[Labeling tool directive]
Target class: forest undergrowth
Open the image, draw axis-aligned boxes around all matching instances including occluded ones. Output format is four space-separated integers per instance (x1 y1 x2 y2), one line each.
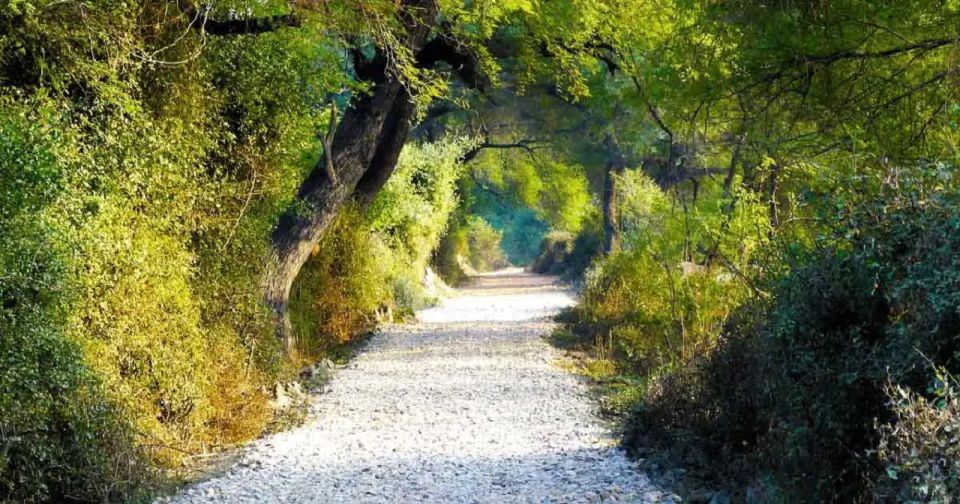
3 0 959 502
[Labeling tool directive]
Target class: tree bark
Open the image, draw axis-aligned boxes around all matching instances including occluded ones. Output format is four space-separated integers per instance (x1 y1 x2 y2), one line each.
264 77 412 351
353 91 418 206
264 0 438 351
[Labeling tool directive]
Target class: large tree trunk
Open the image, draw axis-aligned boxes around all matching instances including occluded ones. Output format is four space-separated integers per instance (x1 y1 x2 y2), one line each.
181 0 477 350
353 92 419 206
602 134 626 255
263 79 414 351
264 1 437 352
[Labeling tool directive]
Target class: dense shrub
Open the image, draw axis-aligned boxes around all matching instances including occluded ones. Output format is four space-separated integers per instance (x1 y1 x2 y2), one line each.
624 180 960 501
0 100 146 501
0 221 144 502
561 173 767 374
874 369 960 502
0 8 343 499
463 216 509 272
530 216 603 280
290 207 391 357
431 212 510 283
432 217 472 286
530 231 576 275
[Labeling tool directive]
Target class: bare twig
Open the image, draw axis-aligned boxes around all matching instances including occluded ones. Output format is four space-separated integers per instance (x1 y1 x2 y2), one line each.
321 102 339 185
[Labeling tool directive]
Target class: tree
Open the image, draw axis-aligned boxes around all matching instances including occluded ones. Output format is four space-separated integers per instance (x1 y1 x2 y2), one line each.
187 0 960 349
185 0 486 348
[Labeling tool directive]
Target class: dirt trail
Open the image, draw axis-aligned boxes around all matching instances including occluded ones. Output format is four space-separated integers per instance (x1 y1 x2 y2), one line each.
161 269 671 503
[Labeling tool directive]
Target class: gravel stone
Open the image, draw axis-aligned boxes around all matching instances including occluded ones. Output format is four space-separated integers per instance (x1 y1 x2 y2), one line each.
159 269 673 503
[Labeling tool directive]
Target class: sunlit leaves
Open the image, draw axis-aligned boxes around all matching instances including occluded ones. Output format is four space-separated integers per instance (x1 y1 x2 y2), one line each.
368 137 476 258
469 147 590 232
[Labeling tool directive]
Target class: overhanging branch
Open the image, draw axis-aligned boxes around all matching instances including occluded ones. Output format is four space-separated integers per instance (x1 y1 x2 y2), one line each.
461 138 543 163
179 1 301 35
798 37 956 66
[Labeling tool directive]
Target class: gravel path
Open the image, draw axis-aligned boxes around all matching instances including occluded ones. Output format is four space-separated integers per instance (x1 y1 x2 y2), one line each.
162 269 673 503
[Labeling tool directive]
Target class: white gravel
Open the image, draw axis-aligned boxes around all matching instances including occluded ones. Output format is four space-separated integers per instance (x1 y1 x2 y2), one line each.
161 269 674 503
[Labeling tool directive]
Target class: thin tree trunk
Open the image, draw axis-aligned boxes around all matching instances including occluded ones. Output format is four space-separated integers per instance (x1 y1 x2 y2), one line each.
767 161 781 230
602 134 626 254
722 134 743 197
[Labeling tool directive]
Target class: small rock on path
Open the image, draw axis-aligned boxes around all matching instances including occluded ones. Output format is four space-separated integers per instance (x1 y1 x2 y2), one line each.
160 269 674 503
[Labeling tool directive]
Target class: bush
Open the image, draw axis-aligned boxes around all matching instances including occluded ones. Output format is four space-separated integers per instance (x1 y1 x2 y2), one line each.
0 222 146 502
624 182 960 501
290 207 391 357
874 369 960 502
432 217 472 286
463 216 509 272
368 139 474 305
561 174 765 374
530 216 602 280
530 231 576 275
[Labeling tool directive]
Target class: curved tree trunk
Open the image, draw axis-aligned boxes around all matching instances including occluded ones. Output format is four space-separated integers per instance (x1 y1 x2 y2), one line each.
180 0 480 351
263 78 414 351
264 1 437 352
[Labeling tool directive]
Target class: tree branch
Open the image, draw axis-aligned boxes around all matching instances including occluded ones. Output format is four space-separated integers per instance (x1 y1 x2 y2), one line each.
461 138 542 163
645 99 673 142
798 37 956 66
179 1 301 36
320 102 338 185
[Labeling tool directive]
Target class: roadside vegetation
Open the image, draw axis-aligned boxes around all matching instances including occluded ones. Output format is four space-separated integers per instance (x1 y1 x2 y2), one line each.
2 0 958 502
556 169 960 500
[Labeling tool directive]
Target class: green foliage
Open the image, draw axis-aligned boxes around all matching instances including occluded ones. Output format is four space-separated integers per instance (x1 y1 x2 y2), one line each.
462 216 509 272
875 368 960 502
530 231 577 276
368 139 474 306
0 227 128 502
623 171 960 501
368 139 472 260
0 99 62 219
563 173 767 374
468 149 591 234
